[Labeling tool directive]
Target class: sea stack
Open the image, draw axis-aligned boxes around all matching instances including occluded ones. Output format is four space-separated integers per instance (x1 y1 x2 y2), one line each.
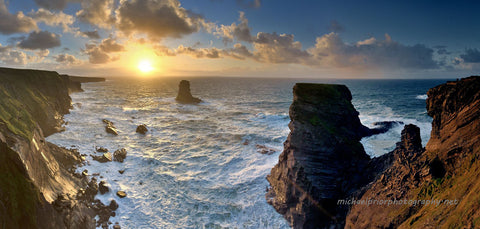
175 80 202 104
266 83 372 228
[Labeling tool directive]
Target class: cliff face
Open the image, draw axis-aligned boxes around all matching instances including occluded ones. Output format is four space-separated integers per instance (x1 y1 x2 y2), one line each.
270 77 480 228
266 84 373 228
345 76 480 228
0 68 94 228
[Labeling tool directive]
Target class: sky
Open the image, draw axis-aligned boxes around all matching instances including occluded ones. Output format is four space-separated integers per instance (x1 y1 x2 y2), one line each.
1 0 480 78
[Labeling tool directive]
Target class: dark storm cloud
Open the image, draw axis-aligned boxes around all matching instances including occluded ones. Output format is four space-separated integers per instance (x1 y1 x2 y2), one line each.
460 48 480 63
17 30 61 50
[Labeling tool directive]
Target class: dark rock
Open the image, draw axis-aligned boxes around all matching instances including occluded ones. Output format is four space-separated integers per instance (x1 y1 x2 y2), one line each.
113 148 127 162
92 152 112 163
113 223 121 229
82 169 88 177
175 80 202 104
109 200 119 211
96 147 109 152
85 178 98 201
116 191 127 198
136 124 148 134
266 83 372 228
242 140 249 145
103 119 118 135
255 144 276 155
99 181 109 194
118 170 125 174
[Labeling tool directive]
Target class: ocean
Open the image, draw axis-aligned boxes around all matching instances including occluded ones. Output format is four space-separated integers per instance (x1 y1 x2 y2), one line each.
46 77 450 228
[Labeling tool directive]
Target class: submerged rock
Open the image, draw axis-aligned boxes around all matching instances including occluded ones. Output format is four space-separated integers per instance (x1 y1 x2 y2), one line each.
136 124 148 134
255 144 276 155
96 147 109 152
175 80 202 104
113 148 127 162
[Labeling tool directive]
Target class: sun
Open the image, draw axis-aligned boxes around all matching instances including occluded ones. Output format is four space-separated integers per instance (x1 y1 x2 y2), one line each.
138 59 154 73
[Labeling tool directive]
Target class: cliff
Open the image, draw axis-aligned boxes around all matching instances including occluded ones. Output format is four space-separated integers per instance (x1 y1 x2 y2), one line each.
345 76 480 228
0 67 101 228
269 76 480 228
266 84 374 228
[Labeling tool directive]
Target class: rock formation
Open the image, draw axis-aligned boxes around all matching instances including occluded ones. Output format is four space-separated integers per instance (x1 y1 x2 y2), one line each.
268 76 480 228
175 80 202 104
266 83 373 228
113 148 127 162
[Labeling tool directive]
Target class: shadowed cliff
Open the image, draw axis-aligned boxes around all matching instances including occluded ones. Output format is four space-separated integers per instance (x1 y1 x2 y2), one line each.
0 67 103 228
266 83 374 228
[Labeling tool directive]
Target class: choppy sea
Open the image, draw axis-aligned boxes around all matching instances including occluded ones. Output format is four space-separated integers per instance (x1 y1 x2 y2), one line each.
47 77 450 228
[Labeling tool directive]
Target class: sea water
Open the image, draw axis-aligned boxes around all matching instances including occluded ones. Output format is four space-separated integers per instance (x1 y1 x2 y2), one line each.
46 77 449 228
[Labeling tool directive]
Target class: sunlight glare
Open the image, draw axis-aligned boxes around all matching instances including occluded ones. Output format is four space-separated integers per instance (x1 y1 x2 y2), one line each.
138 59 154 73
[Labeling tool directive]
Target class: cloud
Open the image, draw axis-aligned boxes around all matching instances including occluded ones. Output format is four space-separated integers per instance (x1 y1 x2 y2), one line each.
308 33 438 69
236 0 261 9
460 48 480 63
215 11 253 44
29 8 76 32
224 43 253 60
0 44 27 65
99 37 125 52
76 0 115 28
83 37 125 64
81 30 101 39
0 0 37 34
433 45 451 55
55 53 82 65
327 20 345 33
18 30 61 50
252 32 310 63
176 45 221 58
116 0 209 39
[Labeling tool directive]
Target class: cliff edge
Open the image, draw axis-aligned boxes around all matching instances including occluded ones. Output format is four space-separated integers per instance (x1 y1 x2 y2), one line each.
0 67 99 228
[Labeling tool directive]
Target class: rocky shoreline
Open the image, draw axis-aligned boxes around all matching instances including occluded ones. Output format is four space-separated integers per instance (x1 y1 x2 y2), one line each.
267 76 480 228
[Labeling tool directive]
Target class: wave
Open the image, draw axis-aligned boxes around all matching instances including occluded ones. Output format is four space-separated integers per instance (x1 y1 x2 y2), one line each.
416 94 428 100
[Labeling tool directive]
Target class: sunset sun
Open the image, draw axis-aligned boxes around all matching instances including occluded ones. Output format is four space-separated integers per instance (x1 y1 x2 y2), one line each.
138 60 154 73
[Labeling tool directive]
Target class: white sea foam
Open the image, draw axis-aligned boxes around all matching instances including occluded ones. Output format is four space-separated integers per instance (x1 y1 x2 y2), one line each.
416 94 428 100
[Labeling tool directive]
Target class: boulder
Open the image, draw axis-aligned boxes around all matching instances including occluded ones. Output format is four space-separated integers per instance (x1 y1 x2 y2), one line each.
113 148 127 162
175 80 202 104
136 124 148 134
109 200 119 211
98 181 109 194
116 191 127 198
